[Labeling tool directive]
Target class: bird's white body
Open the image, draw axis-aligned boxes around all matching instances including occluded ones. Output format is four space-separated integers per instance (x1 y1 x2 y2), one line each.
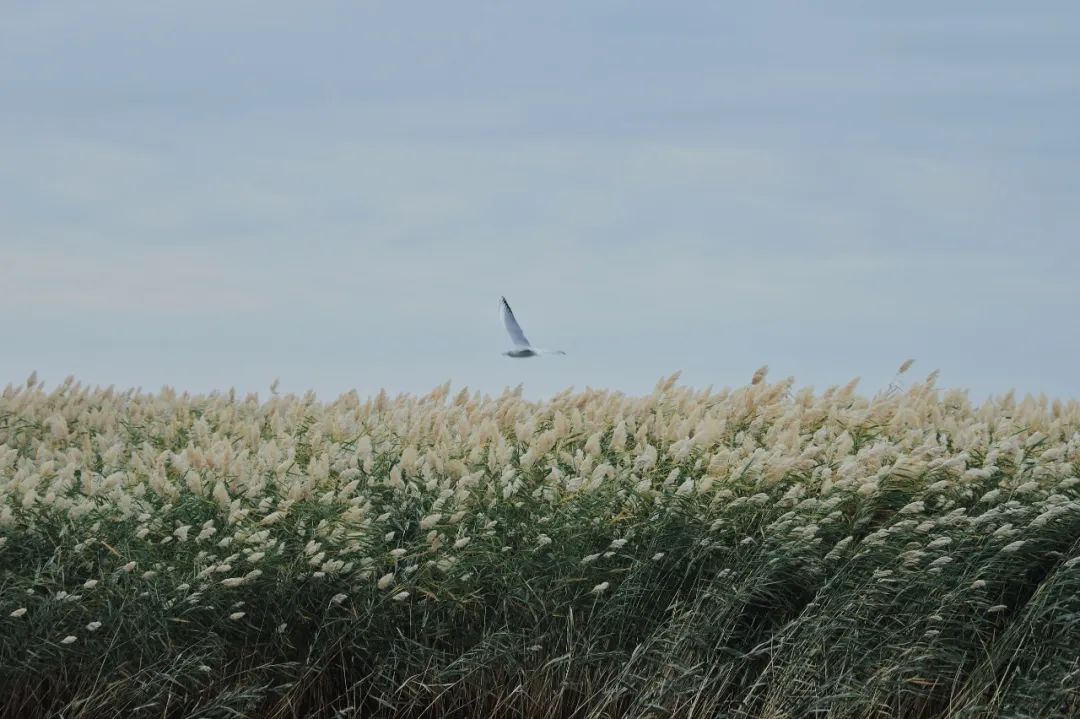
500 297 565 358
503 348 564 358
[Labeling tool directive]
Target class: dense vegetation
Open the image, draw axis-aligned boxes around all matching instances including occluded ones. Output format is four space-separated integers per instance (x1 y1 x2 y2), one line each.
1 367 1078 718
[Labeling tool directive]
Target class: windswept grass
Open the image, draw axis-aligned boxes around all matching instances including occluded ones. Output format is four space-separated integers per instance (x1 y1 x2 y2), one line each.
1 367 1078 718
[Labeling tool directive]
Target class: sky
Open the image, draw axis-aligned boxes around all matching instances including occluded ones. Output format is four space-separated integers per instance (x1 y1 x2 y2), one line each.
1 2 1078 402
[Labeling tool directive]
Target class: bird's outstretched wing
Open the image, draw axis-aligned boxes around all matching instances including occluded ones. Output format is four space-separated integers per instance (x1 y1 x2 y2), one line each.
500 297 531 348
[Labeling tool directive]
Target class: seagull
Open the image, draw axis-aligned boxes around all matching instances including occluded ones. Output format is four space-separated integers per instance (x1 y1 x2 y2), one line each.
500 296 566 358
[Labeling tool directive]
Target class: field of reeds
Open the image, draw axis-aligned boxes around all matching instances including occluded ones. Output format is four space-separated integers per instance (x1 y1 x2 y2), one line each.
1 366 1079 719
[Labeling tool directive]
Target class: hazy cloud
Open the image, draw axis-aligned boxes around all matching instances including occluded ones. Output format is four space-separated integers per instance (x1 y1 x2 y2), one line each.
1 2 1077 399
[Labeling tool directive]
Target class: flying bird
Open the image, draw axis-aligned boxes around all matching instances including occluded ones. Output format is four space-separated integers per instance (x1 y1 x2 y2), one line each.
500 297 566 358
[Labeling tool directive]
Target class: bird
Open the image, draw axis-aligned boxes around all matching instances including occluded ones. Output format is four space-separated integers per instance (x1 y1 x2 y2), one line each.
500 296 566 358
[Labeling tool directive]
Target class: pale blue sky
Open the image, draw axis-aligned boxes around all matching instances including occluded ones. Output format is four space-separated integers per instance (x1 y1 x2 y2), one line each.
2 2 1077 400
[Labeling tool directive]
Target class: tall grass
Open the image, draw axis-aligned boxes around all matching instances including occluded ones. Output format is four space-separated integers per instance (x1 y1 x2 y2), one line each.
1 367 1078 718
